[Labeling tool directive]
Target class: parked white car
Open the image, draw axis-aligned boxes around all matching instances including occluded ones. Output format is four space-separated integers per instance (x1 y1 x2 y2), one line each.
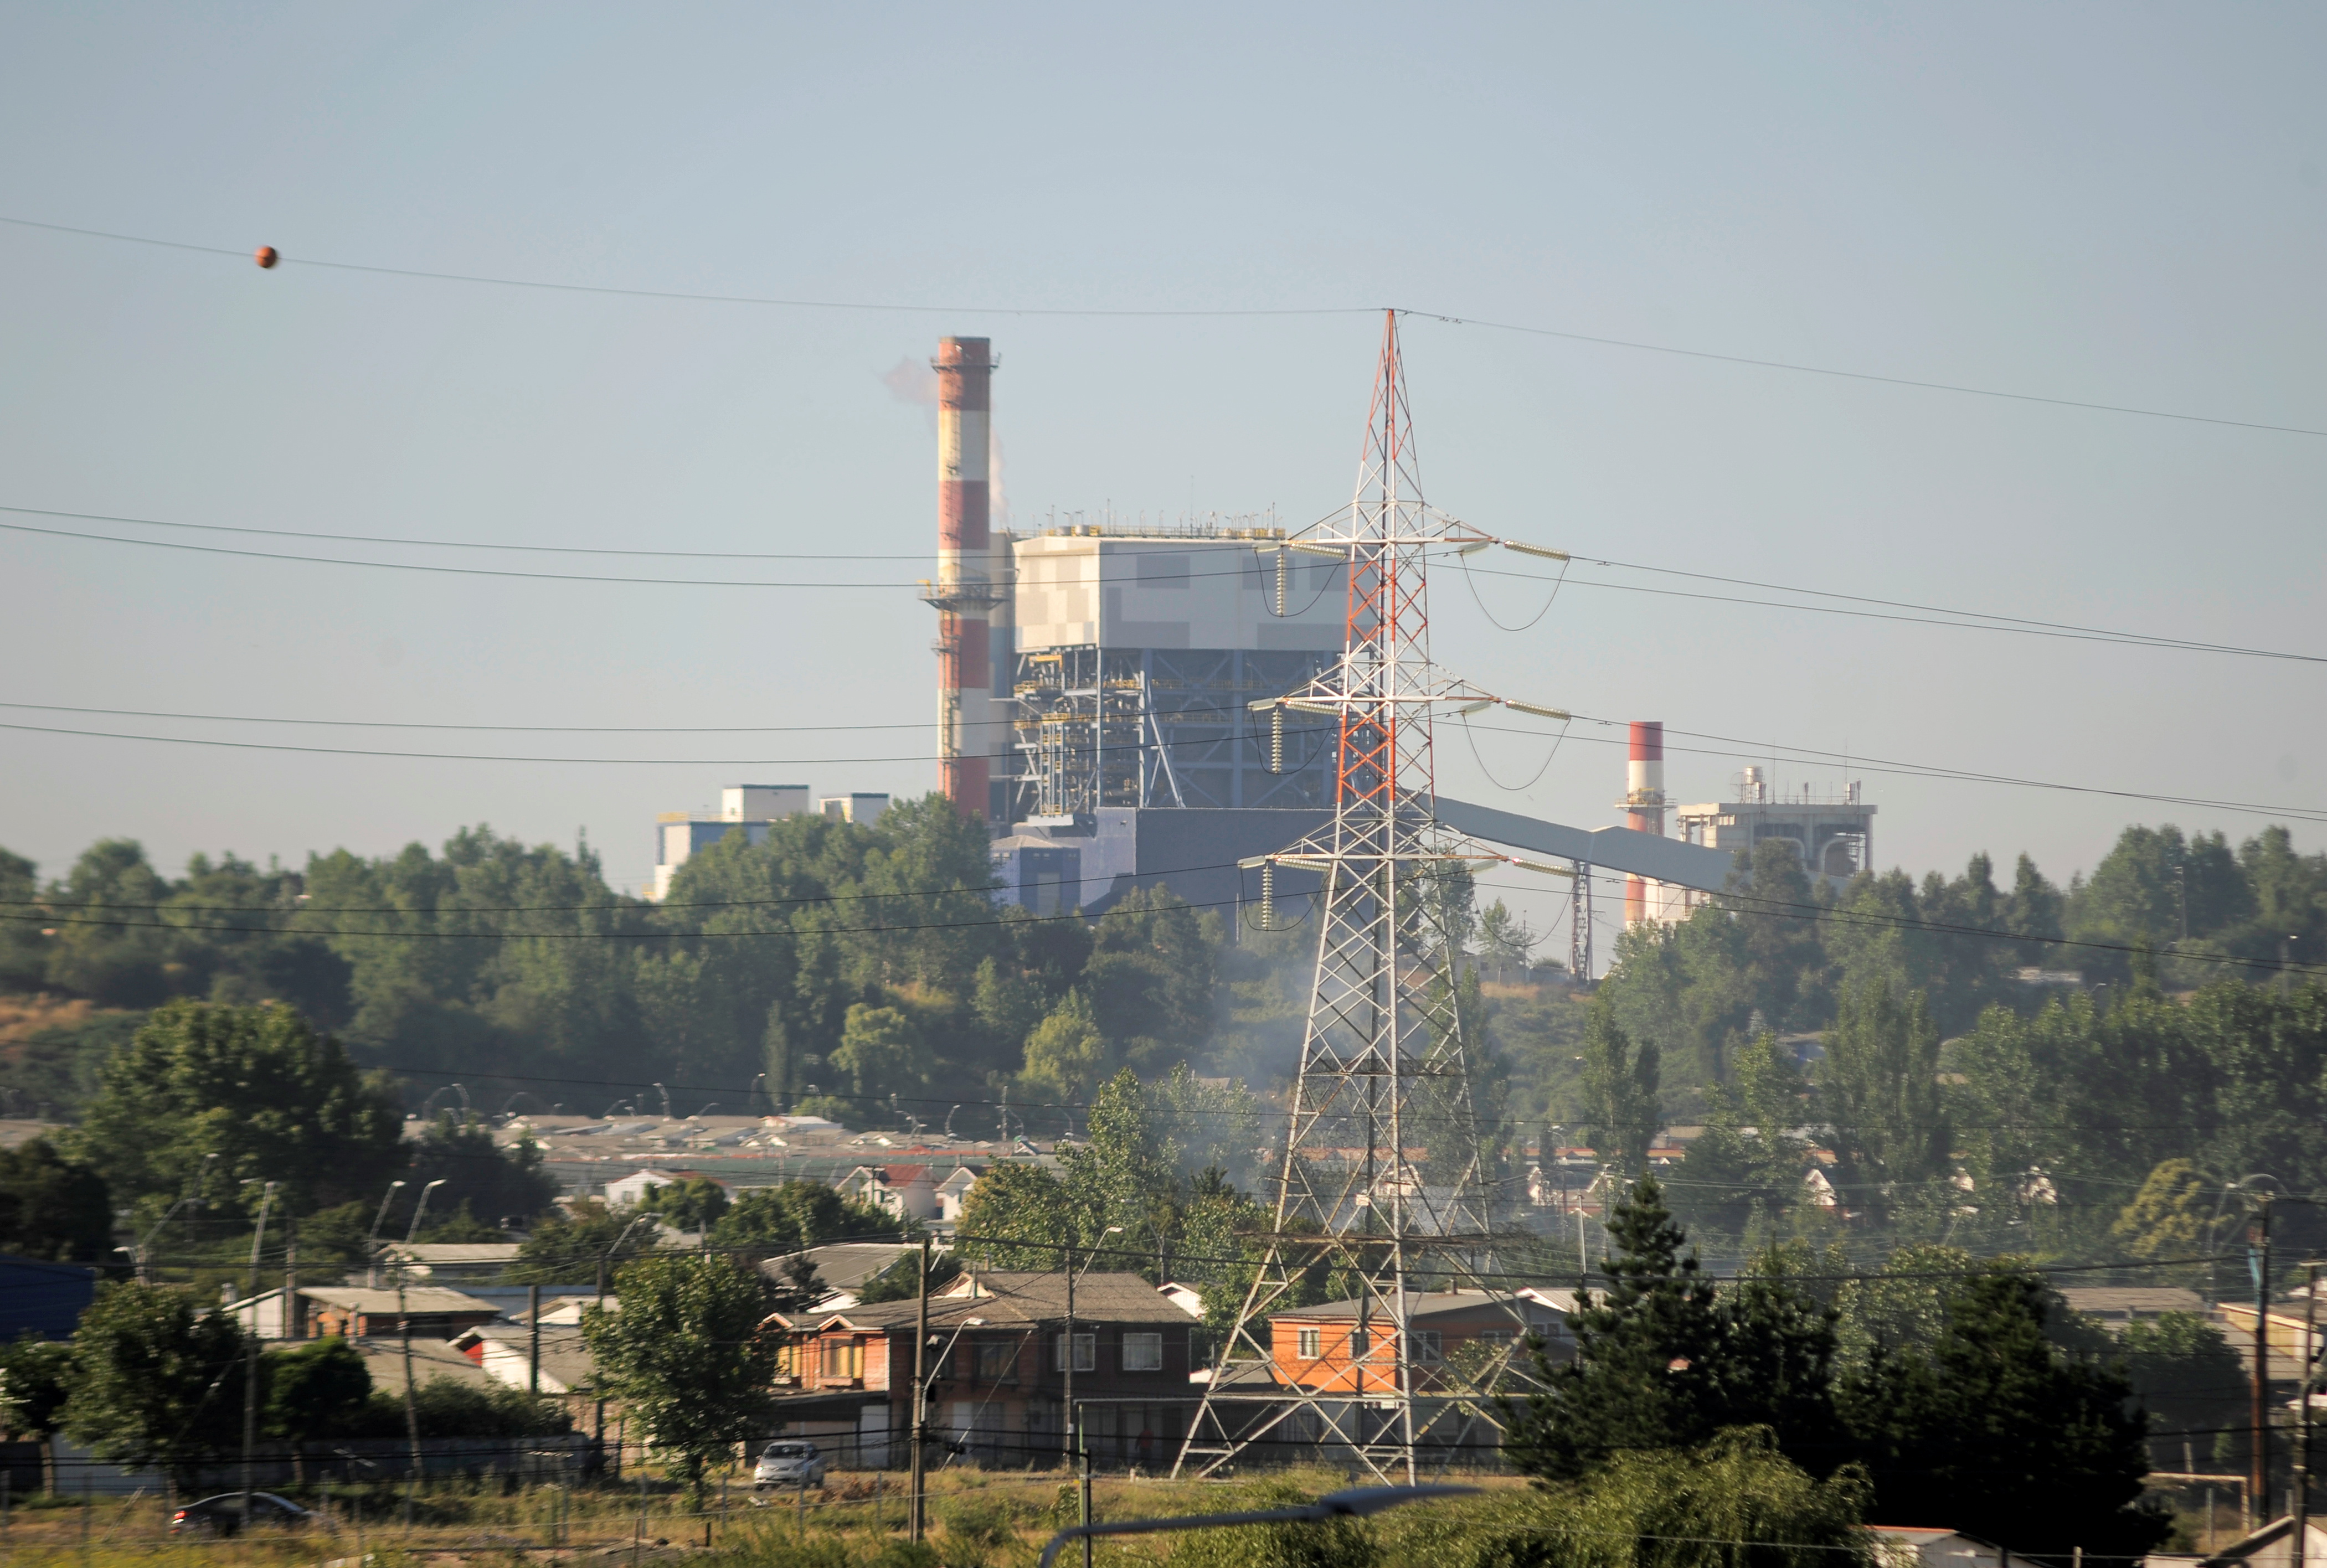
754 1440 826 1490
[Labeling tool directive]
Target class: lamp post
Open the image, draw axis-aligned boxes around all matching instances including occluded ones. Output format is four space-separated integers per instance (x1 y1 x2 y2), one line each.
404 1179 448 1246
597 1213 655 1304
1063 1226 1123 1461
909 1291 985 1543
364 1180 406 1289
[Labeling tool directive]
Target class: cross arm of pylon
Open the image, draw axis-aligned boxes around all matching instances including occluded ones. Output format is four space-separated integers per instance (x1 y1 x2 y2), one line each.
1452 535 1571 564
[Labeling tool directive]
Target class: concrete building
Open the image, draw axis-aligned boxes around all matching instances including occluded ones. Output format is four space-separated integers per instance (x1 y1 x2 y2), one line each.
817 793 889 826
651 783 810 900
1675 766 1876 891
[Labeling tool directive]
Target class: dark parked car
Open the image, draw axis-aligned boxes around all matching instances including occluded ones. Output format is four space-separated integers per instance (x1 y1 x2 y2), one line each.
169 1492 315 1536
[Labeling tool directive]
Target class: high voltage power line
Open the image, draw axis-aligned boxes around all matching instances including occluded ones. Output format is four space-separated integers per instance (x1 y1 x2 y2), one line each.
7 503 2322 666
8 211 2326 438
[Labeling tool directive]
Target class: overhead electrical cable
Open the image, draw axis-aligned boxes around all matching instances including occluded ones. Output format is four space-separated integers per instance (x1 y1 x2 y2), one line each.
11 502 2319 666
9 697 2319 826
7 213 2323 437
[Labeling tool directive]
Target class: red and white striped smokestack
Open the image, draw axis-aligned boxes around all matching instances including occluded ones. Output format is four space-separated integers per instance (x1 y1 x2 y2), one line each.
934 337 993 822
1624 720 1667 926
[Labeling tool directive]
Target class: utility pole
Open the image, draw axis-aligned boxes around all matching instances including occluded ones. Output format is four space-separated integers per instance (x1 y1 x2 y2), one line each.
241 1180 277 1530
1063 1238 1077 1463
909 1239 930 1544
2255 1194 2274 1525
2297 1260 2318 1568
400 1275 421 1528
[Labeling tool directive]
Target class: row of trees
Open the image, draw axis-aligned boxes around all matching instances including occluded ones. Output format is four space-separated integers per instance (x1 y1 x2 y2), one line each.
0 803 1231 1132
0 999 558 1269
1505 1178 2227 1559
1571 971 2327 1258
1592 822 2327 1089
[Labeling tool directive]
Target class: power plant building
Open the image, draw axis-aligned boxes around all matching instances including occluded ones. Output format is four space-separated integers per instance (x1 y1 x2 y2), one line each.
1674 768 1875 890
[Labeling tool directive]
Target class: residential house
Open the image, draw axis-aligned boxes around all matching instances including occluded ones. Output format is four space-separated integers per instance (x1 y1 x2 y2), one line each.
605 1168 732 1209
374 1242 523 1284
766 1270 1201 1470
300 1286 502 1340
756 1241 924 1309
935 1167 982 1224
1863 1526 2007 1568
1157 1282 1206 1319
452 1323 599 1406
2060 1287 2208 1327
1267 1290 1574 1396
837 1165 940 1222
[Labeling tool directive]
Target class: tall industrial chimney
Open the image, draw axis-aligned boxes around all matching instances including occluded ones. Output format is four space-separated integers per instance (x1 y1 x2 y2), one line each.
1622 720 1667 926
930 337 996 822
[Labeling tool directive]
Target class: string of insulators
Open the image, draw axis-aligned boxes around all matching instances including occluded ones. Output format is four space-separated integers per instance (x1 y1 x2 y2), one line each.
1274 545 1288 616
1259 863 1275 930
1270 705 1285 773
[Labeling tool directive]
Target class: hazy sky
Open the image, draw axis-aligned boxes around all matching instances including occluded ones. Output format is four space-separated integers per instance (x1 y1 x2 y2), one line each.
1 4 2320 946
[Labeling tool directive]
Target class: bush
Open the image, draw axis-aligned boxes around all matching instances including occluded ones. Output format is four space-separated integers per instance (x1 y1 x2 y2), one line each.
941 1493 1020 1562
1169 1481 1378 1568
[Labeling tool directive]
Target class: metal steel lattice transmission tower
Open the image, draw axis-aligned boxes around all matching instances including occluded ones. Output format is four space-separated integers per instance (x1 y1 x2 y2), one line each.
1175 311 1551 1484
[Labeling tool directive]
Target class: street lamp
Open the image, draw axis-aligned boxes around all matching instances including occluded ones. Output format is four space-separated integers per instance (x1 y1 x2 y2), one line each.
1063 1226 1124 1459
921 1317 986 1457
404 1178 449 1246
364 1180 406 1288
597 1212 657 1303
239 1179 279 1526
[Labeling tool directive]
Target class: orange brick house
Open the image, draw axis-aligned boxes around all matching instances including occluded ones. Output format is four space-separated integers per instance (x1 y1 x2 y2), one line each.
1267 1289 1577 1395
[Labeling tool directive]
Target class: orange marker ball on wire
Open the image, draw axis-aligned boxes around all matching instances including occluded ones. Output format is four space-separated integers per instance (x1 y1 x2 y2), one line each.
254 245 278 269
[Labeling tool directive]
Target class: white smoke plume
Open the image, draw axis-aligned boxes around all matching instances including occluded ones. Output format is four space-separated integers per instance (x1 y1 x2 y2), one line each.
882 355 939 431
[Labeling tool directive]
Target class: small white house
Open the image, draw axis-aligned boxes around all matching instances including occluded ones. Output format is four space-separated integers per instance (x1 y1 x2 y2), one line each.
935 1166 982 1223
837 1164 939 1221
1863 1527 2006 1568
604 1168 730 1209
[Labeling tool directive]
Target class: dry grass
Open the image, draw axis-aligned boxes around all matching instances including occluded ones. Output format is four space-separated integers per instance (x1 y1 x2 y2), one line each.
0 1463 1533 1567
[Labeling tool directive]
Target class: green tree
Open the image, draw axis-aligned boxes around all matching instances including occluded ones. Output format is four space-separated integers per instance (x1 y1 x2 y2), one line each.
1082 888 1220 1074
638 1176 732 1233
70 1000 403 1218
2112 1159 2220 1262
1580 996 1661 1177
1023 989 1110 1102
1819 983 1946 1211
956 1161 1086 1270
397 1113 559 1230
2118 1312 2246 1471
707 1179 897 1259
60 1281 248 1488
1504 1176 1843 1481
504 1198 663 1285
1839 1270 2166 1559
264 1336 373 1466
0 847 44 990
585 1254 779 1507
1567 1427 1867 1568
1476 900 1540 982
832 1003 931 1102
1672 1033 1808 1233
0 1137 112 1260
0 1334 74 1441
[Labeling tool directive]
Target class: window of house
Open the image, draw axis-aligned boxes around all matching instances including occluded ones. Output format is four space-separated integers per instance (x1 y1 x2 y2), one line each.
976 1341 1016 1383
1053 1333 1095 1373
1474 1329 1516 1349
1296 1328 1322 1359
1122 1333 1164 1372
1349 1328 1370 1361
1413 1330 1443 1364
822 1339 861 1379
